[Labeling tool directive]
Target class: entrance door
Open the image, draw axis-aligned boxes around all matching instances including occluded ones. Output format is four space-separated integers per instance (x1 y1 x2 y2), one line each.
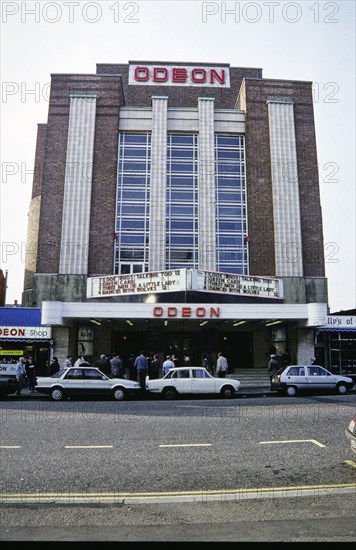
111 331 147 364
165 332 199 366
218 332 253 370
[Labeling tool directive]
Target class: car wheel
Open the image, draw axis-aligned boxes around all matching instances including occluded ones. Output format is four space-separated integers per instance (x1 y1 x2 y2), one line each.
286 386 297 397
336 383 348 395
50 387 64 401
162 387 176 400
220 385 235 399
112 387 126 401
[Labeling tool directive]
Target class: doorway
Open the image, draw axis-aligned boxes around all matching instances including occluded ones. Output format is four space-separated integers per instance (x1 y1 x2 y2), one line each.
165 332 199 366
218 332 254 370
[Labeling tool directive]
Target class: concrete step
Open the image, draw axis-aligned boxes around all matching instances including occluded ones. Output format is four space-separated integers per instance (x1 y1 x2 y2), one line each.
228 369 270 388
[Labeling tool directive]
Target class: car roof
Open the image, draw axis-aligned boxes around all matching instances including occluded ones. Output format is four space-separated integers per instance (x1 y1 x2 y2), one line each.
68 365 96 369
286 365 324 368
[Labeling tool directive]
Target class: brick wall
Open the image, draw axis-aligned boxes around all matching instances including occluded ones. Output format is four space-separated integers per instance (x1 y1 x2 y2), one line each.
240 78 325 277
37 74 123 275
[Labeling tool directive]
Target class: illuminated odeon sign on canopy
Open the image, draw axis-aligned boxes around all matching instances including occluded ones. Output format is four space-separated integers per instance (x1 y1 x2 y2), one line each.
87 269 283 299
128 64 230 87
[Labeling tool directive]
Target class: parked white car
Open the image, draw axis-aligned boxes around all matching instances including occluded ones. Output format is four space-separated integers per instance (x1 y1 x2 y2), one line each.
272 364 354 397
145 367 240 399
35 366 142 401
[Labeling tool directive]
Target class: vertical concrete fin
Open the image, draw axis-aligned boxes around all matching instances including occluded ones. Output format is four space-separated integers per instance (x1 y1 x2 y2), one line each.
198 97 216 271
59 94 97 274
267 100 303 276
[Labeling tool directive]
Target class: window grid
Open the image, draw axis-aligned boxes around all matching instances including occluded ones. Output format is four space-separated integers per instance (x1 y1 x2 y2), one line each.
115 133 151 274
115 132 248 276
215 134 248 274
166 134 199 269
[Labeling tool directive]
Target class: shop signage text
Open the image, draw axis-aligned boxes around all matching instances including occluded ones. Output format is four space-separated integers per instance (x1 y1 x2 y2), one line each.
87 270 186 298
153 306 220 318
327 316 355 328
195 270 282 298
128 64 230 88
87 269 283 300
0 326 52 339
0 364 17 376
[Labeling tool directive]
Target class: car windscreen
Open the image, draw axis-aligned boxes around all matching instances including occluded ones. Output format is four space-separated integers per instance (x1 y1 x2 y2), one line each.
52 369 67 378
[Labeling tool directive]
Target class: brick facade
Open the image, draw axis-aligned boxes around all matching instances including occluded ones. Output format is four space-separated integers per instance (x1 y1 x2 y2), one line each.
23 61 326 308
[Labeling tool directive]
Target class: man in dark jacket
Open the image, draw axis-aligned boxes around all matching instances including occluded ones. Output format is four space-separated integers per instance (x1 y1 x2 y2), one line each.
134 351 148 390
95 354 110 375
268 354 279 389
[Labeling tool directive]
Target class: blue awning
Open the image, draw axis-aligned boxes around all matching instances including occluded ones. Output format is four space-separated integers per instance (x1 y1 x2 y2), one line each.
0 307 48 327
317 326 356 332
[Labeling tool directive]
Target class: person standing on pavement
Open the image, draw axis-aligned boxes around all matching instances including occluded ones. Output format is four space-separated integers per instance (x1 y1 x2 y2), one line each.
201 353 209 371
15 356 26 395
134 351 148 390
148 354 161 379
110 353 124 378
162 355 175 376
74 355 85 367
63 355 72 369
267 354 279 389
216 352 229 378
127 354 136 381
95 354 110 375
26 357 37 393
48 357 60 376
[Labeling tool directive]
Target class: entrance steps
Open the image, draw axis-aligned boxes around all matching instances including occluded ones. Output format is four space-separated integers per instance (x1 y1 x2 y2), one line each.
228 369 270 389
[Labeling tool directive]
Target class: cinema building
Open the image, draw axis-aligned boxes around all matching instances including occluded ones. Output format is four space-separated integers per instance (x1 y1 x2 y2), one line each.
22 60 328 371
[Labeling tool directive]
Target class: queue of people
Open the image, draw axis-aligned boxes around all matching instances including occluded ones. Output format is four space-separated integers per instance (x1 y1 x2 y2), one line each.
15 355 38 395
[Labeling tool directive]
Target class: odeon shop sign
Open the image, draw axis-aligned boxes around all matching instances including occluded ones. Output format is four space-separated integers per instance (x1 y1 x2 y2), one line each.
0 326 52 339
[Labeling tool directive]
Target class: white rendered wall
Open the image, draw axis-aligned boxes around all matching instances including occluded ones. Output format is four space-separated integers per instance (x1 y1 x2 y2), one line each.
198 98 216 271
149 96 168 271
59 95 97 274
267 100 303 277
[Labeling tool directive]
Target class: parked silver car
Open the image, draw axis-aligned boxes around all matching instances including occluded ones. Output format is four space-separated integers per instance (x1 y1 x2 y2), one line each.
35 367 142 401
271 364 354 397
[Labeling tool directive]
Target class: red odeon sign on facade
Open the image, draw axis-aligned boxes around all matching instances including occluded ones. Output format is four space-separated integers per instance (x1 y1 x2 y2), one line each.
153 306 220 318
128 64 231 87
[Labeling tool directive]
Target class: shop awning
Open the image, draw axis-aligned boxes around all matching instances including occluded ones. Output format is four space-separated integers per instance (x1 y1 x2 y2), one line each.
0 307 44 326
317 327 356 332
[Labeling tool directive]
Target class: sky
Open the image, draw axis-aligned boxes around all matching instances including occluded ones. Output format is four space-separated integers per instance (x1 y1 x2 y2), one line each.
1 0 355 313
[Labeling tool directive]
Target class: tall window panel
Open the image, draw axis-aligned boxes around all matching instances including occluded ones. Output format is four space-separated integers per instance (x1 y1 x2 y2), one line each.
115 133 151 275
215 135 248 274
166 134 199 269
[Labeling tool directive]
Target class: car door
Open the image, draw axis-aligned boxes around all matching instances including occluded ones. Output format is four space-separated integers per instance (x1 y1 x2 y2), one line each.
170 369 192 394
191 369 215 394
62 368 86 395
306 366 335 390
83 368 110 395
284 366 308 389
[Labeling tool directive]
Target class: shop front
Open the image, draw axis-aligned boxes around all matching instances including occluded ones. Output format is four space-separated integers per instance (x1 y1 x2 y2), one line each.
0 307 52 375
316 311 356 375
